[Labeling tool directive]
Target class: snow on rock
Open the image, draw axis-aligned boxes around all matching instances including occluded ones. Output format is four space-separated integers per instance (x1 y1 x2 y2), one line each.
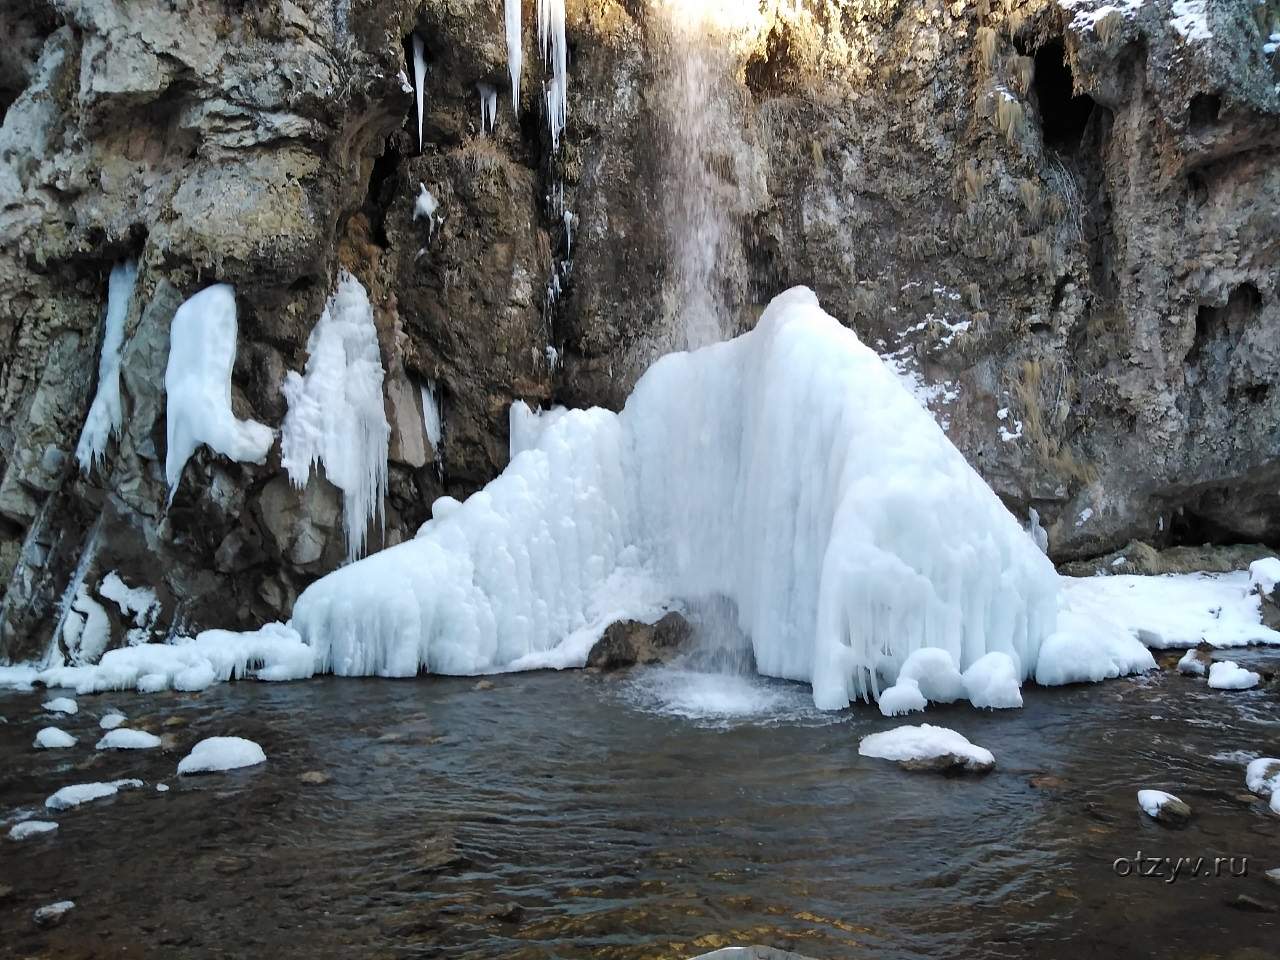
75 260 138 472
95 729 161 751
1058 0 1147 34
99 711 126 730
1246 758 1280 796
1138 789 1191 824
280 271 389 562
878 678 927 717
858 723 995 772
1207 660 1260 690
1034 609 1155 686
42 697 77 715
896 647 965 703
1170 0 1211 42
61 584 111 665
962 652 1023 709
1060 572 1280 649
291 287 1059 709
1250 557 1280 596
177 736 266 775
32 901 74 926
1177 649 1209 676
34 727 76 749
8 820 58 840
164 284 274 500
45 779 141 811
98 571 160 644
37 622 313 695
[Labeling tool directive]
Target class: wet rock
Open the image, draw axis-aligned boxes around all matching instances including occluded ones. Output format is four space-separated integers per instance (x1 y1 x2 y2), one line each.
586 612 694 670
1138 790 1192 826
473 679 494 691
898 754 995 776
484 901 526 924
33 900 74 927
1265 867 1280 888
1226 894 1277 913
1029 774 1067 790
1060 542 1276 578
298 770 330 785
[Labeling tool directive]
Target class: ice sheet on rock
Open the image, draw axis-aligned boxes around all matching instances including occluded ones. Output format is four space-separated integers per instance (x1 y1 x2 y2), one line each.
34 727 76 749
75 260 139 472
164 284 274 500
281 271 389 562
177 736 266 774
859 723 994 769
37 622 313 694
42 697 77 715
8 820 58 840
1060 572 1280 649
1207 660 1259 690
878 678 927 717
291 287 1059 708
1137 789 1182 818
962 652 1023 709
96 729 161 750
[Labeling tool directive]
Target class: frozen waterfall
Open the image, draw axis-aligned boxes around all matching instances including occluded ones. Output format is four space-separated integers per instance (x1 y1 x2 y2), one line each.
291 287 1061 708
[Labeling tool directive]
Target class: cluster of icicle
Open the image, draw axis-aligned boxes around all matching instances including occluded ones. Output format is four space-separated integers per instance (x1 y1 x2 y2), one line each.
292 287 1062 709
502 0 569 148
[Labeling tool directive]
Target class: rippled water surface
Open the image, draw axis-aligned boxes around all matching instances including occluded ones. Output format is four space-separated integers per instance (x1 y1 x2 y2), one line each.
3 653 1279 959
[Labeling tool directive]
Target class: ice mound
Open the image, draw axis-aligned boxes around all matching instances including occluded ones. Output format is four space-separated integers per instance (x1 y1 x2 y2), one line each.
9 820 58 840
45 779 142 811
96 729 161 751
37 623 313 694
859 723 995 771
293 287 1060 709
177 737 266 775
33 727 76 749
42 697 77 715
1207 661 1260 690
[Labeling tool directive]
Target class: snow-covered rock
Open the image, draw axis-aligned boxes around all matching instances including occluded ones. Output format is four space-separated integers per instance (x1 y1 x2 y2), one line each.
99 711 127 730
292 287 1059 710
1251 557 1280 597
1138 789 1192 825
1207 661 1260 690
8 820 58 840
33 727 76 749
962 652 1023 709
1246 758 1280 796
1034 609 1155 685
33 900 74 927
1176 648 1210 676
42 697 77 715
878 678 927 717
45 779 142 810
177 736 266 775
858 723 995 773
95 729 161 751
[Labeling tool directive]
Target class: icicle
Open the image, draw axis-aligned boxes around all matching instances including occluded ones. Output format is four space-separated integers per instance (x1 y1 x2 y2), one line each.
563 210 574 255
412 33 427 152
75 260 138 473
536 0 567 148
421 380 444 478
504 0 522 110
477 82 497 133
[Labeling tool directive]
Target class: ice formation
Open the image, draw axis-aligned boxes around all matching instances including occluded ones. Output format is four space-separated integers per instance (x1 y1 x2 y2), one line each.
61 585 111 666
878 679 926 717
98 571 160 644
478 82 498 133
291 287 1060 708
96 729 161 750
45 779 141 811
42 697 77 715
858 724 995 770
421 380 444 459
8 820 58 841
178 737 266 775
75 260 138 472
281 271 389 562
99 711 126 730
1246 758 1280 796
961 652 1023 709
34 727 76 749
163 284 274 500
504 0 522 108
36 622 313 695
1034 609 1155 686
537 0 568 148
1176 649 1207 676
412 33 427 151
896 647 965 703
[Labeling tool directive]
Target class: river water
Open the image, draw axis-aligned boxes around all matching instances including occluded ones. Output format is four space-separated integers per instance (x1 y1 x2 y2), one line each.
2 651 1279 959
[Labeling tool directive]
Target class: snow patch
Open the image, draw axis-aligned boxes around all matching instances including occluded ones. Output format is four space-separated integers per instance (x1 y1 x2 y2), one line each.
281 271 389 562
163 285 274 500
1250 557 1280 596
1170 1 1212 42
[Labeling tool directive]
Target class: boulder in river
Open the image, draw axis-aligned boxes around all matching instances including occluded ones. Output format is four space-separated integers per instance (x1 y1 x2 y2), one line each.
586 612 693 670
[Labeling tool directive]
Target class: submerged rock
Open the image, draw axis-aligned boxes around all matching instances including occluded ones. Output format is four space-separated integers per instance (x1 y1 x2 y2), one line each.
33 900 74 928
586 612 694 671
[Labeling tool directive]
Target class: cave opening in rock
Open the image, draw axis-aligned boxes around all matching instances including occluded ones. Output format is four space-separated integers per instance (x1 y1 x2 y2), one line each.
1189 92 1222 131
1032 39 1094 154
365 140 402 247
1188 282 1261 365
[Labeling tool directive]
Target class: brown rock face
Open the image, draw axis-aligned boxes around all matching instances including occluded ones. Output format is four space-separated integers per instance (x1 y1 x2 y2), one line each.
586 611 693 670
2 1 1278 662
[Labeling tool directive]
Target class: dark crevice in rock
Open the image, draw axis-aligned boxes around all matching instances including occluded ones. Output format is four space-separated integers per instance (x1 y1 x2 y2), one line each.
1033 39 1094 153
1188 92 1222 132
1187 283 1261 367
364 138 402 248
